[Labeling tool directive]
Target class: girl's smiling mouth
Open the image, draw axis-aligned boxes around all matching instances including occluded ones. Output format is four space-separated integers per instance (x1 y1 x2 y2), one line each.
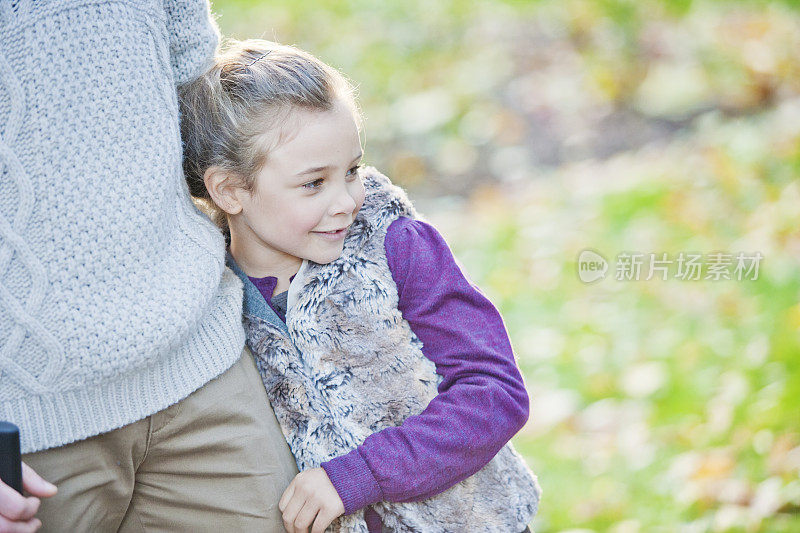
312 226 349 240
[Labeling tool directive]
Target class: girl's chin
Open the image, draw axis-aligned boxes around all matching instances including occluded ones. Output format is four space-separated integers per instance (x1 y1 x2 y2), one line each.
309 247 345 265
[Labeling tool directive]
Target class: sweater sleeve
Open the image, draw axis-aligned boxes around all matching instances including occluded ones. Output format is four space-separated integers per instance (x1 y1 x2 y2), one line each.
163 0 220 85
321 216 530 514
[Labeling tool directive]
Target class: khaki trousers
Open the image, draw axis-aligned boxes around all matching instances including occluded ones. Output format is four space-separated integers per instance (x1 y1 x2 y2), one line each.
22 347 299 532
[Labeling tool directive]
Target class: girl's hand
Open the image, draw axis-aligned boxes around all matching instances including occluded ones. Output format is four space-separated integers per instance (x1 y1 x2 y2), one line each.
279 467 345 533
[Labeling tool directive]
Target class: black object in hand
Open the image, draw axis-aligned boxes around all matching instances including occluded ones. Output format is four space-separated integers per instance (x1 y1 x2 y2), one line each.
0 421 23 494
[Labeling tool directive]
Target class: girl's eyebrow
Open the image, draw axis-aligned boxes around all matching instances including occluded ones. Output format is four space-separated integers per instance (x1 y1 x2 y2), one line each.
294 152 363 177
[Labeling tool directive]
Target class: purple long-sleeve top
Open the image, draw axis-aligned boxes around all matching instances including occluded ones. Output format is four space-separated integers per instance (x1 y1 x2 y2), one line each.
248 216 530 532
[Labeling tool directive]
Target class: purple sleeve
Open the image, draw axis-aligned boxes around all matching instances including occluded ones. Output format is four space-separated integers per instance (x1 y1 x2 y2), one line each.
321 216 530 514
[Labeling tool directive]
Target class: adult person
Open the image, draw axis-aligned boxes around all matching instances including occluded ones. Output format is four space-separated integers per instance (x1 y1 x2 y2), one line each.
0 1 298 531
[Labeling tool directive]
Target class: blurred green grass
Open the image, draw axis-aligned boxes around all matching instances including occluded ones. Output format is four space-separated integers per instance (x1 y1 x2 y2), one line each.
210 1 800 531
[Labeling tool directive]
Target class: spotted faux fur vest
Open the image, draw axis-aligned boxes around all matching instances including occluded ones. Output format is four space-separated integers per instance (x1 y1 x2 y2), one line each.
229 167 541 532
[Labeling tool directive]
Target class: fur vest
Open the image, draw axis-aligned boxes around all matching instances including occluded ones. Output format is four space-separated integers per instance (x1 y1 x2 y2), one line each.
228 167 541 532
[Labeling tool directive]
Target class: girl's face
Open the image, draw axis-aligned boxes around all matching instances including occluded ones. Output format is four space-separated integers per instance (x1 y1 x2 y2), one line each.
229 99 365 275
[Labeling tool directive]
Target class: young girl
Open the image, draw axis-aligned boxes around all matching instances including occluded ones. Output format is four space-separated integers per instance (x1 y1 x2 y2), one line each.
179 39 541 533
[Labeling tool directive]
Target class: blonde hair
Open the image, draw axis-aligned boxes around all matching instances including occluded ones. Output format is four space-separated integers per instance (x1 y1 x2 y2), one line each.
178 39 361 233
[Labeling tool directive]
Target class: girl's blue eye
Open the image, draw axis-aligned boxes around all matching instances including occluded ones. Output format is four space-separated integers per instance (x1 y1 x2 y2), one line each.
303 178 324 190
303 165 360 190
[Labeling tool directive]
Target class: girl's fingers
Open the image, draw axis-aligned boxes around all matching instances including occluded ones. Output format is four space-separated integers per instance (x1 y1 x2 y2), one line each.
0 514 42 533
281 492 306 533
278 480 295 513
20 464 56 499
310 506 338 533
0 482 40 522
292 500 319 533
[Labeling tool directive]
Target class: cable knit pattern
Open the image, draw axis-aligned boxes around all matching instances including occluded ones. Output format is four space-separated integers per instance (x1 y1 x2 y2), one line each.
0 0 246 454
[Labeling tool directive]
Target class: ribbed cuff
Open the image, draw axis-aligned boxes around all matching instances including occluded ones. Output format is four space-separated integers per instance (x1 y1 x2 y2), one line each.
322 448 384 515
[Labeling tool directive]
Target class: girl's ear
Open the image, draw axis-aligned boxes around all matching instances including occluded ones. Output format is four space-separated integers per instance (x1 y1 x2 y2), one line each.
204 166 244 215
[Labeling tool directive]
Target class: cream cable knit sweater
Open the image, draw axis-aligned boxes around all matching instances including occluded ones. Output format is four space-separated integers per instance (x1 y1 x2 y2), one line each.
0 0 245 453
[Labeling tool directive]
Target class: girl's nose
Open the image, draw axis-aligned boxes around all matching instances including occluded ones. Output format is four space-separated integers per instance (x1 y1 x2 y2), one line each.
330 184 357 215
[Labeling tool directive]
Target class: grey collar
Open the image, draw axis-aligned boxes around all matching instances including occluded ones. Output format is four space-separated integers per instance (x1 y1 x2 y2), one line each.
225 251 289 334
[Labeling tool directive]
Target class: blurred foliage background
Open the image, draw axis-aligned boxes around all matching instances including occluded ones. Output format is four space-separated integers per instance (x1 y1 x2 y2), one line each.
210 0 800 531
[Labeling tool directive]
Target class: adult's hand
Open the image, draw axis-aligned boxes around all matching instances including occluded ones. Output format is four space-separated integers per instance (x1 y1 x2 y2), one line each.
0 462 57 533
